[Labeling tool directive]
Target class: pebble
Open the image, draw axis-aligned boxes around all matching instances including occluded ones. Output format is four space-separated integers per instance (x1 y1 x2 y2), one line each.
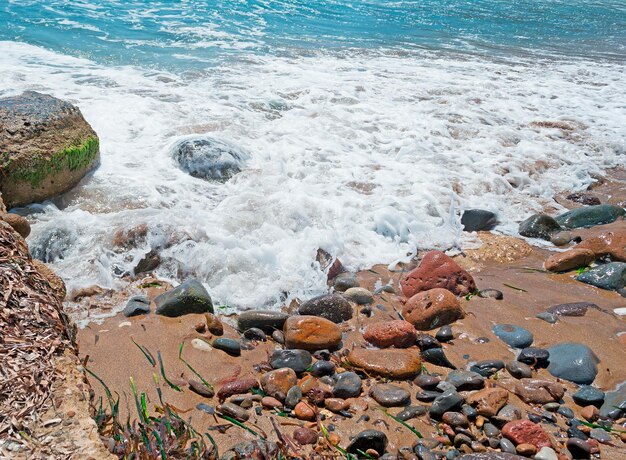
483 423 499 438
283 315 342 351
270 349 312 373
513 379 565 405
324 398 349 413
519 213 561 240
154 279 214 317
347 430 388 456
557 405 575 419
516 443 537 456
243 327 267 341
566 438 591 459
461 209 498 232
517 347 550 368
429 390 464 418
543 402 560 412
344 287 373 304
217 402 250 422
547 343 599 385
477 289 504 300
333 272 359 291
580 405 599 422
260 368 297 401
435 325 454 342
310 360 335 377
493 324 534 348
414 390 441 402
502 420 551 449
285 386 302 409
415 334 442 350
550 231 573 246
188 379 215 398
191 338 213 352
466 387 509 417
414 374 441 389
496 404 523 423
461 404 477 419
442 412 469 427
347 348 423 379
589 428 612 444
470 359 505 377
370 384 411 407
555 204 625 229
422 348 457 369
123 295 151 317
535 446 559 460
500 438 517 454
446 370 485 391
536 312 558 324
293 427 318 445
261 397 283 410
403 287 466 330
294 401 316 421
332 372 362 399
217 378 259 401
272 330 285 343
212 338 241 356
363 320 418 349
547 301 596 317
395 405 427 421
298 293 353 323
577 262 626 291
506 360 533 379
572 386 605 407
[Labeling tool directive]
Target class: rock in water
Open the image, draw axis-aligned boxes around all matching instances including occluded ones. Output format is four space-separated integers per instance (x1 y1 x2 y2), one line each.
237 310 288 332
298 294 353 323
547 343 599 384
461 209 498 232
172 136 248 181
0 92 100 207
492 324 533 348
154 279 213 317
554 204 625 229
403 288 465 330
401 250 476 297
576 262 626 291
518 214 561 240
123 295 151 317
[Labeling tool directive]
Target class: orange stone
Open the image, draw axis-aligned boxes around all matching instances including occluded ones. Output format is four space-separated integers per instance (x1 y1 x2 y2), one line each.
347 348 421 379
544 248 596 272
402 288 464 330
363 320 417 348
283 315 342 351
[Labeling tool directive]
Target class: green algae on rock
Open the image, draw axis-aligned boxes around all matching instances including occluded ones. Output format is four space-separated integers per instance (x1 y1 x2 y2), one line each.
0 91 100 207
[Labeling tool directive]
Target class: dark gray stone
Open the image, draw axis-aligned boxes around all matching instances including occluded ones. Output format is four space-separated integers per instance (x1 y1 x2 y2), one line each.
370 384 411 407
310 360 335 377
413 374 440 389
547 301 596 317
172 136 248 181
577 262 626 291
478 289 503 300
332 372 362 399
519 214 561 240
600 382 626 418
555 204 625 229
572 386 605 407
505 360 533 379
237 310 288 332
461 209 498 232
347 430 388 456
422 348 456 369
547 343 599 384
557 405 575 419
298 294 353 323
270 349 312 373
566 193 601 206
435 325 454 343
333 272 359 291
429 390 463 418
416 334 442 350
566 438 591 459
395 405 427 421
470 360 505 377
154 279 213 317
517 347 550 368
446 370 485 391
213 338 241 357
285 386 302 409
243 327 267 341
492 324 533 348
123 295 151 317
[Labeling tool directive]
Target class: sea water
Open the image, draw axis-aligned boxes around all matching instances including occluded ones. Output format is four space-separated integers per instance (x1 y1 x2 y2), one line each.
1 1 625 320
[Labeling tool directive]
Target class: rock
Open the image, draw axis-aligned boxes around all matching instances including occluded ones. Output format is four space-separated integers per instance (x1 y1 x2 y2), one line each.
333 272 359 291
400 251 476 297
589 428 612 444
344 287 373 304
347 430 388 456
212 338 241 356
466 387 509 417
458 454 525 460
396 405 427 421
506 361 532 379
298 294 353 323
403 288 465 330
228 440 279 459
0 213 30 238
30 224 74 263
557 405 575 418
347 348 422 379
283 315 341 351
500 439 518 455
546 343 599 384
422 348 457 369
285 386 302 409
492 324 533 348
415 333 443 350
580 405 599 422
188 379 215 398
517 348 550 368
550 231 573 246
470 360 505 377
513 379 565 405
566 438 591 459
0 91 100 207
414 374 440 389
134 250 161 275
429 390 464 418
172 136 247 181
293 427 318 445
324 398 349 412
332 372 362 399
217 402 250 422
547 301 596 317
31 259 66 301
204 313 224 335
501 420 551 448
599 382 626 418
535 446 558 460
566 193 601 206
535 312 558 324
461 209 498 232
237 310 288 332
577 262 626 291
294 401 316 421
363 320 417 348
243 327 267 341
217 378 258 401
311 360 335 377
496 404 523 423
554 205 625 229
515 443 536 456
443 411 469 427
435 325 454 343
544 249 596 272
154 279 213 317
478 289 504 300
577 230 626 262
446 370 485 391
270 349 312 373
261 396 283 410
369 384 411 407
519 214 561 240
572 386 605 407
123 295 151 317
260 368 297 401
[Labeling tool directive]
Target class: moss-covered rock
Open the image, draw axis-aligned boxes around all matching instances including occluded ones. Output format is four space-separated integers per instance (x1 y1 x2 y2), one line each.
0 91 100 207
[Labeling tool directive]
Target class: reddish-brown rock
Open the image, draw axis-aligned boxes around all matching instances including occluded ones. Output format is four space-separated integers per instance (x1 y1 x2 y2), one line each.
260 368 297 401
283 315 342 351
294 401 316 421
293 427 318 445
577 230 626 262
217 378 258 402
347 348 421 379
400 250 476 297
513 379 565 405
0 213 30 238
402 288 465 330
580 405 599 422
466 387 509 417
544 248 596 272
502 420 551 448
363 320 417 348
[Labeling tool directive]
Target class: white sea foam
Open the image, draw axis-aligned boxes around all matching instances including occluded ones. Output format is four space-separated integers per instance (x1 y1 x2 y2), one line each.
1 41 624 324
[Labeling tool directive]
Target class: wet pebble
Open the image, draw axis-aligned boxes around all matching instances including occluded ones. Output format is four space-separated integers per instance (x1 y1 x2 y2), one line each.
395 405 427 421
429 390 464 418
414 390 441 402
332 372 362 399
499 438 517 454
572 386 605 407
493 324 533 348
543 402 560 412
566 438 591 459
483 423 499 438
333 272 359 292
270 349 312 373
272 330 284 343
414 374 440 389
293 427 318 445
442 412 469 427
217 402 249 421
536 312 558 324
435 325 454 343
212 338 241 356
243 327 266 341
422 348 456 369
344 287 373 304
310 360 335 377
370 384 411 407
285 386 302 409
517 347 550 368
589 428 612 444
506 360 532 379
446 370 484 391
188 379 215 398
469 359 505 377
558 405 575 419
347 430 388 456
415 334 442 350
123 295 151 317
478 289 503 300
535 447 559 460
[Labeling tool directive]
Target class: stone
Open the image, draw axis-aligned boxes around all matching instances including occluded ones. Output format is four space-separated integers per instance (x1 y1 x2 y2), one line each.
0 213 30 238
566 193 601 206
310 360 335 377
237 310 288 332
513 379 565 405
260 368 297 401
589 428 612 444
492 324 533 348
283 315 341 351
516 443 536 456
566 438 591 459
435 325 454 343
422 348 457 369
270 349 312 373
217 402 249 422
535 447 558 460
577 230 626 262
446 370 485 391
228 440 278 459
461 209 498 232
30 225 74 263
122 295 151 317
546 343 599 384
154 279 213 317
204 313 224 335
396 405 427 421
501 420 551 448
188 379 215 398
333 272 359 291
572 386 605 407
324 398 349 412
544 249 596 272
554 204 625 229
0 91 100 208
429 390 463 418
261 397 283 410
517 348 550 368
285 386 302 409
294 401 316 421
293 427 318 445
557 405 575 419
344 287 373 304
298 294 353 323
414 374 441 389
577 262 626 291
332 372 362 399
500 438 518 454
483 423 500 438
535 312 558 324
478 289 503 300
470 360 505 377
243 327 267 341
599 382 626 418
458 454 526 460
217 378 259 401
550 231 573 246
580 405 599 422
496 404 523 423
416 333 443 350
400 251 476 297
547 302 596 317
403 288 465 330
172 136 248 181
369 384 411 407
212 338 241 356
347 348 422 379
466 387 509 417
32 259 66 301
347 430 388 456
519 214 561 240
363 320 417 348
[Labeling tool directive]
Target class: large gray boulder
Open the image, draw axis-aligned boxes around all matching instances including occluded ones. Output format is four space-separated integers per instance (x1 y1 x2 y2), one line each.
154 279 214 317
0 91 100 207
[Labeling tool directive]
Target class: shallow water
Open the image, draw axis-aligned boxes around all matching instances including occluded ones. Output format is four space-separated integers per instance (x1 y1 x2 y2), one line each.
1 1 625 313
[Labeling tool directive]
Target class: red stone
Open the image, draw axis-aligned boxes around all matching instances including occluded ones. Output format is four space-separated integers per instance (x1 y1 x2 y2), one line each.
502 420 551 449
217 378 258 402
363 320 417 348
400 250 476 298
403 288 465 330
293 427 318 445
577 230 626 262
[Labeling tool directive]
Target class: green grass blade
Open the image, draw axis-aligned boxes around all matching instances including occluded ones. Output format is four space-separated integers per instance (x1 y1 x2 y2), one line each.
217 414 264 439
382 409 423 438
178 341 214 391
131 337 156 366
157 351 182 392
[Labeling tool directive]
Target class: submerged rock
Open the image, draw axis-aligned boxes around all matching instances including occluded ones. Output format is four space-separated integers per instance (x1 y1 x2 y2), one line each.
154 279 213 317
554 204 625 229
400 250 476 297
172 136 248 181
0 91 100 207
547 343 599 384
577 262 626 291
461 209 498 232
518 214 561 240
